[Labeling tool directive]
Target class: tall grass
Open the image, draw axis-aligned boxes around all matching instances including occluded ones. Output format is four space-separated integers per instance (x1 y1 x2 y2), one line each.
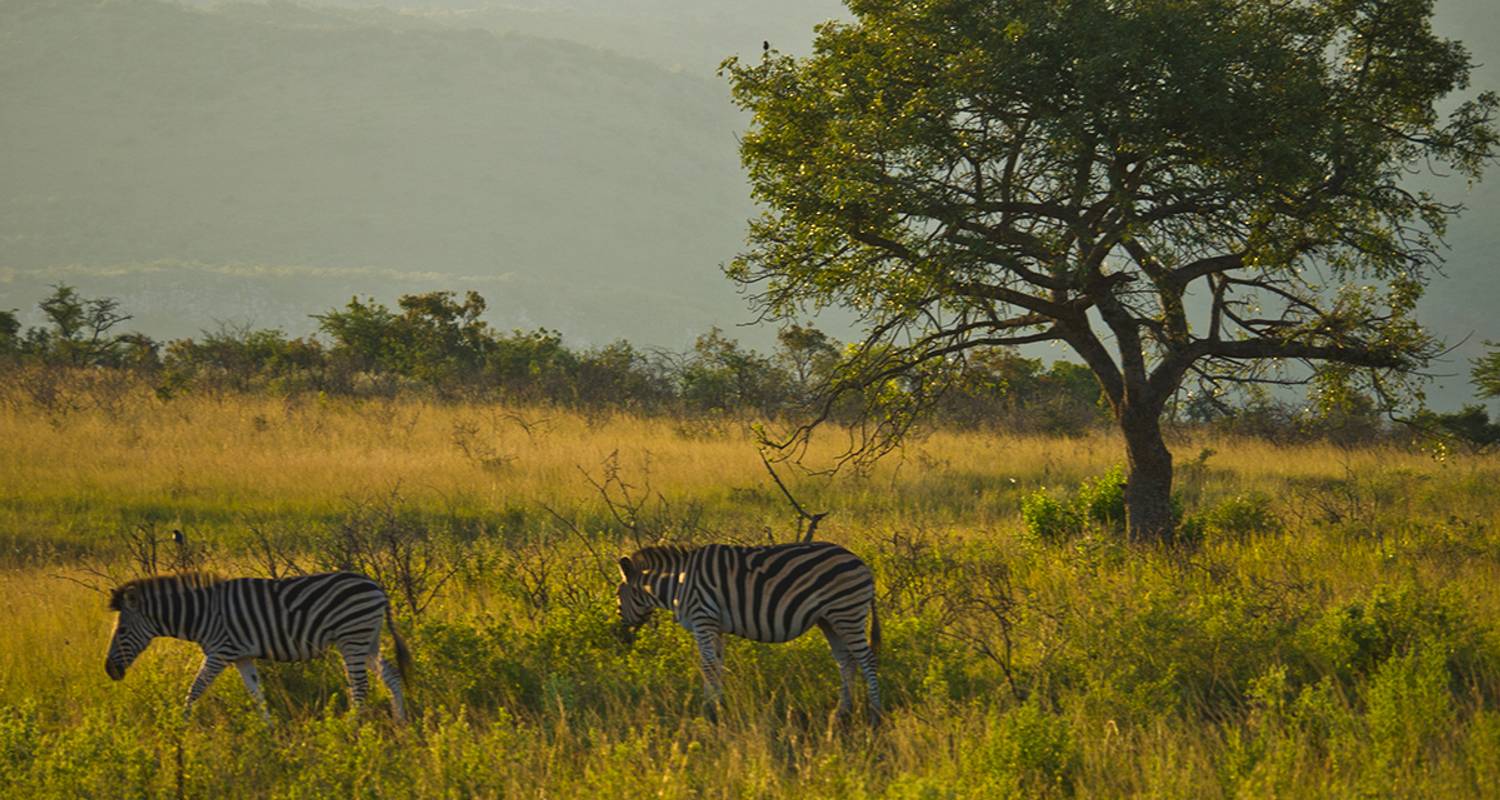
4 384 1500 797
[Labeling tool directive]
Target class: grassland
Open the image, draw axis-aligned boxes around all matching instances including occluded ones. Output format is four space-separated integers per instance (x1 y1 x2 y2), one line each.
4 384 1500 798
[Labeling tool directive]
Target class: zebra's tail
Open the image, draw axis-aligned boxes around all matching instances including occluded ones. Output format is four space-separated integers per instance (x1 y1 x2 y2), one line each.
385 604 413 687
869 597 881 656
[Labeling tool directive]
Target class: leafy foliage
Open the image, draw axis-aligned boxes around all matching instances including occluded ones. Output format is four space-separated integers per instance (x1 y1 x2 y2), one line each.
7 285 152 369
724 0 1497 538
1472 342 1500 400
1 286 1119 435
1414 404 1500 454
1020 465 1129 541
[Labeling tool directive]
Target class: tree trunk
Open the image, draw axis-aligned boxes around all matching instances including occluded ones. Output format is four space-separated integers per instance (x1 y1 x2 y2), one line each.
1120 406 1175 542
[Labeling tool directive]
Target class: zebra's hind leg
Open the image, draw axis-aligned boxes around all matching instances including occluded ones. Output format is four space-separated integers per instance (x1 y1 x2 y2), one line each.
234 658 271 721
338 641 374 714
829 619 882 727
816 620 858 722
373 655 406 723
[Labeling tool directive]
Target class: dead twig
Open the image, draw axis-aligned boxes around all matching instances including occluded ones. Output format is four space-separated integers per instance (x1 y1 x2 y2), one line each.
759 448 829 543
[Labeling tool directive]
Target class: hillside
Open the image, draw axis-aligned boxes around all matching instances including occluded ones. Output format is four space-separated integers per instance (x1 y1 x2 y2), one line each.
0 0 755 343
303 0 851 73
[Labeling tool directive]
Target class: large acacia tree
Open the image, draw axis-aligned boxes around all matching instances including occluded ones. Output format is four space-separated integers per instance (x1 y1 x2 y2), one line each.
723 0 1496 540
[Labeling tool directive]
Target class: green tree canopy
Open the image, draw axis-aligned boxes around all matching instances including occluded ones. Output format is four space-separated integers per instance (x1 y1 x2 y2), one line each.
724 0 1496 540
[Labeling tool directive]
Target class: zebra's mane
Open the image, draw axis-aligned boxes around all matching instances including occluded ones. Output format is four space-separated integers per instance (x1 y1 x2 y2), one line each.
628 545 692 572
109 572 225 610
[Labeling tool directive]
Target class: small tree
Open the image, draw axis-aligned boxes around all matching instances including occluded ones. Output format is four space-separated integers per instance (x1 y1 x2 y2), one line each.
1471 342 1500 401
315 291 498 392
724 0 1496 540
679 327 789 413
32 284 135 366
163 325 325 393
395 290 494 388
1412 343 1500 454
774 323 841 405
314 295 402 378
1417 404 1500 454
0 309 20 358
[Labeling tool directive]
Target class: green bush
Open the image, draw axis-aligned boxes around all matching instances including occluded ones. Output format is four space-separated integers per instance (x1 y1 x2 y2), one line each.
1464 710 1500 793
0 701 40 789
964 700 1079 798
1298 583 1487 687
1019 465 1128 542
1365 644 1454 781
1020 491 1082 543
1075 466 1126 529
1193 491 1283 542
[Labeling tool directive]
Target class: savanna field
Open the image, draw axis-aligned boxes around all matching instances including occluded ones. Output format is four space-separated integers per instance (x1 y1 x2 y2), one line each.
4 381 1500 798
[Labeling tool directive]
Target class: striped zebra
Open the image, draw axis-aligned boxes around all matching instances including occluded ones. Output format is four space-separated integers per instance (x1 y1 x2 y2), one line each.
615 541 882 724
104 571 411 722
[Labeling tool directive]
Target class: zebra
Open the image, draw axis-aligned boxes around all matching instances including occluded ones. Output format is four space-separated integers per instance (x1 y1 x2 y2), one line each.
615 541 882 725
104 571 412 722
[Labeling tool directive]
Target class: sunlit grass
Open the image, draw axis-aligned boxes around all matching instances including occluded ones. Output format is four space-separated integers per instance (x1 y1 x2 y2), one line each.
5 384 1500 797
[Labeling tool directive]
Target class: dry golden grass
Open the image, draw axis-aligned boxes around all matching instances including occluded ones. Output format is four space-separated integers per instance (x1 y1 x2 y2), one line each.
6 386 1500 798
0 388 1459 527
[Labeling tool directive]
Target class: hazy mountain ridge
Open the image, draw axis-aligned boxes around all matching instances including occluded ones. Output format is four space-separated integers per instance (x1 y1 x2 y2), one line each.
279 0 850 73
1 0 756 343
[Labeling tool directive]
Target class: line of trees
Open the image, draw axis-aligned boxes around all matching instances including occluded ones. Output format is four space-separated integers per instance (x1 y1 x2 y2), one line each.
6 285 1498 450
0 285 1106 434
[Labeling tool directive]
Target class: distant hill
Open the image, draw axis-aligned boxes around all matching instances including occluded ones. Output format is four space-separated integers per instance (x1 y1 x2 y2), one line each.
281 0 850 74
0 0 758 344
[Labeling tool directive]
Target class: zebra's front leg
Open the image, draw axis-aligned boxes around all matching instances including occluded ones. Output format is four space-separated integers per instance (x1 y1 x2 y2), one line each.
234 658 271 722
184 653 229 721
693 627 725 722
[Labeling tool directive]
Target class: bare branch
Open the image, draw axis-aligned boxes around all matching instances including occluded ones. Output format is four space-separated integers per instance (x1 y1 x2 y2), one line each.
758 450 829 543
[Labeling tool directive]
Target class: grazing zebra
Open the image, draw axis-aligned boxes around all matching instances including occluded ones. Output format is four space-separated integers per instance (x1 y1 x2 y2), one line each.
104 571 411 722
615 541 882 724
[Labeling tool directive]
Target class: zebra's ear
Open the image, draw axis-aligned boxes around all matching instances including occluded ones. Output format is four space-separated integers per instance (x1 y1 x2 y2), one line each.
617 557 636 582
110 587 137 611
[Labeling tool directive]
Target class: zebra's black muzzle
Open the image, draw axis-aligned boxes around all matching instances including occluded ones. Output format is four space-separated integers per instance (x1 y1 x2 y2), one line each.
105 659 125 681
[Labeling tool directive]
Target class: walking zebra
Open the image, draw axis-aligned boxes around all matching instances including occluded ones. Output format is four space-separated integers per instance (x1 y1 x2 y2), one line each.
615 541 882 724
104 571 411 722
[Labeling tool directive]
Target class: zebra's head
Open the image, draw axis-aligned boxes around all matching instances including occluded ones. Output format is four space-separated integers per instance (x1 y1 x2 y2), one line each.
105 584 154 681
615 556 655 640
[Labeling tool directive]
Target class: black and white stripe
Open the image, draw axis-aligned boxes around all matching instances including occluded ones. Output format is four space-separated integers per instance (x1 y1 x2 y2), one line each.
105 571 411 721
616 541 882 724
